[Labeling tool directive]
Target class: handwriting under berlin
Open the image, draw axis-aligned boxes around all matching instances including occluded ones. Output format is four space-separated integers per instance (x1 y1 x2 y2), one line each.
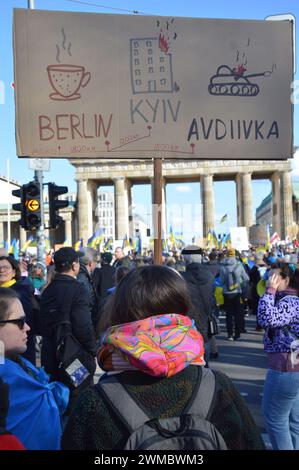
187 118 279 141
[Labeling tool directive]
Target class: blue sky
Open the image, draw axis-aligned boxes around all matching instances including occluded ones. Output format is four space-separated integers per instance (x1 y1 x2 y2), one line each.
1 0 299 240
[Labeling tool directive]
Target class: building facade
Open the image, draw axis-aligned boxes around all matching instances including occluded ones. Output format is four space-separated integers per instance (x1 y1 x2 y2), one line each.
0 158 294 249
256 181 299 237
72 158 293 245
96 190 115 240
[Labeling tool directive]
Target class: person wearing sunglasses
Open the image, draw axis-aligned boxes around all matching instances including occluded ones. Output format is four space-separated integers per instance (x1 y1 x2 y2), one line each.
0 288 69 449
0 256 37 365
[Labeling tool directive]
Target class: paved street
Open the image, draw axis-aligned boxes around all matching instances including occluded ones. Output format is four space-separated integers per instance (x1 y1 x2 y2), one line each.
210 313 271 447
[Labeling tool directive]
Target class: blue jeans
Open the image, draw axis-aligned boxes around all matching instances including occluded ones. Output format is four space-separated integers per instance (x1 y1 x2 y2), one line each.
262 368 299 449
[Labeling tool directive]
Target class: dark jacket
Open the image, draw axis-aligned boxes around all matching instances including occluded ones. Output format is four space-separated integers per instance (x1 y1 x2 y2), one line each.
92 264 116 300
40 274 96 382
203 261 222 279
249 263 267 287
112 257 131 269
182 263 215 342
61 367 265 450
77 263 99 330
12 277 35 327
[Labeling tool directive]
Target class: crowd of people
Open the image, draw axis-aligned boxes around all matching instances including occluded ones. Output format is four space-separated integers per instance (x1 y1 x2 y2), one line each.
0 242 298 450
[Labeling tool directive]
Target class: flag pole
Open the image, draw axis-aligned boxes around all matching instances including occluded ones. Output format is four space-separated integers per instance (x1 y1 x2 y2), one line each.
153 158 162 265
7 159 11 249
226 215 229 242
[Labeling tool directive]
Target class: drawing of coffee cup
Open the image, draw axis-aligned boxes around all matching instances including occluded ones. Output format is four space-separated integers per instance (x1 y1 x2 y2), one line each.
47 64 91 100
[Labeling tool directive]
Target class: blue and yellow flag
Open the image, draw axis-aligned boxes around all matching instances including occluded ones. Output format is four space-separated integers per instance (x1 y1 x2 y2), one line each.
9 239 19 260
212 230 219 249
122 234 131 250
21 236 34 252
103 238 113 251
223 233 231 248
169 226 177 250
74 238 83 251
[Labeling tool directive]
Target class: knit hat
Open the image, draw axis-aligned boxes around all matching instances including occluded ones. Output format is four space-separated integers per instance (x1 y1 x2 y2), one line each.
35 261 46 271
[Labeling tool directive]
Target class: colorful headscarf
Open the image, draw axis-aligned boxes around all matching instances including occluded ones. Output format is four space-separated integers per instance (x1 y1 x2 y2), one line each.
97 314 205 378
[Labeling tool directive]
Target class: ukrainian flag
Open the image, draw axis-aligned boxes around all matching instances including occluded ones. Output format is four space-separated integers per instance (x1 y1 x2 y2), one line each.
168 226 177 249
122 234 131 250
212 230 219 249
21 236 34 252
74 238 83 251
223 233 231 248
103 237 113 251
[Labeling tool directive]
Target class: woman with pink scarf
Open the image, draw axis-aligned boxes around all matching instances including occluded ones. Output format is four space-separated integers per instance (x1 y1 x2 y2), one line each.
62 265 263 450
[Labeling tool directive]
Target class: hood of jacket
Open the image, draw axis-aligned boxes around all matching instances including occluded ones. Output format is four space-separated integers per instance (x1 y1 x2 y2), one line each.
185 263 214 286
222 257 239 267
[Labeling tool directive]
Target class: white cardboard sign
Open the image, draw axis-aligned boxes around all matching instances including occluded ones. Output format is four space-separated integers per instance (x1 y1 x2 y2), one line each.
14 9 293 160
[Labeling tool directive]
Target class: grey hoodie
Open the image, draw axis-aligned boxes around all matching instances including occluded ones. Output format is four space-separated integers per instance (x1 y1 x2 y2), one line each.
219 257 249 295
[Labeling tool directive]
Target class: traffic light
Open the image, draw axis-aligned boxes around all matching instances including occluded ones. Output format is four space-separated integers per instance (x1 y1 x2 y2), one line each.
12 186 26 228
24 181 41 230
12 181 41 230
48 183 69 229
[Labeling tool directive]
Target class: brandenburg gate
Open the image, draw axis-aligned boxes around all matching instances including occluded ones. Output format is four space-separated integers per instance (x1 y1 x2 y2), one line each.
72 158 293 244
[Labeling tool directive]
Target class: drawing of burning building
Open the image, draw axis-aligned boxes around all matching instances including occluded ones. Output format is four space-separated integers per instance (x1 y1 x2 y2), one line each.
130 38 174 94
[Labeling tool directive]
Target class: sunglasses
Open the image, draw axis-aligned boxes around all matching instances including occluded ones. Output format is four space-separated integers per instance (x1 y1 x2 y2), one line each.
0 316 27 330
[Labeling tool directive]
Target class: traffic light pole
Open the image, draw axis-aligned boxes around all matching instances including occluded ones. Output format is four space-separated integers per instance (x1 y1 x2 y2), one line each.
29 0 46 264
35 170 46 264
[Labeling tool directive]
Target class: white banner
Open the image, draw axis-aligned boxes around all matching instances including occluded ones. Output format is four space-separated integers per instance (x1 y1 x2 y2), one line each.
230 226 249 252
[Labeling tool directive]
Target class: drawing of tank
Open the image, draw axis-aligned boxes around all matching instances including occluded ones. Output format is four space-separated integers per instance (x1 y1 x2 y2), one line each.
208 65 271 97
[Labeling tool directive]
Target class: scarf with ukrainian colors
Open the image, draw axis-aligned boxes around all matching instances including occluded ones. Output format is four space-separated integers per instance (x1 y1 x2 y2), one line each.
97 314 205 378
1 279 17 288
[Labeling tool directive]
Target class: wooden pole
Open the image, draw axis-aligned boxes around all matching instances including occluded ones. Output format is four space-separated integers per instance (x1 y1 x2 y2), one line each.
153 158 163 265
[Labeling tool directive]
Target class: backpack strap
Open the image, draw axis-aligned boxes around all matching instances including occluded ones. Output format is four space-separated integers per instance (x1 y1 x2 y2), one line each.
96 375 150 433
185 367 216 420
96 367 217 432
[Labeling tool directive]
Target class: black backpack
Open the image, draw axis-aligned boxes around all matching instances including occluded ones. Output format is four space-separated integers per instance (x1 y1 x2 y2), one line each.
96 367 227 450
50 286 96 389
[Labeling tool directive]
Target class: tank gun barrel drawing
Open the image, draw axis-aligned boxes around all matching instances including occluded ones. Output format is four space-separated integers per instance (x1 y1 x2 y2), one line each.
240 70 272 79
